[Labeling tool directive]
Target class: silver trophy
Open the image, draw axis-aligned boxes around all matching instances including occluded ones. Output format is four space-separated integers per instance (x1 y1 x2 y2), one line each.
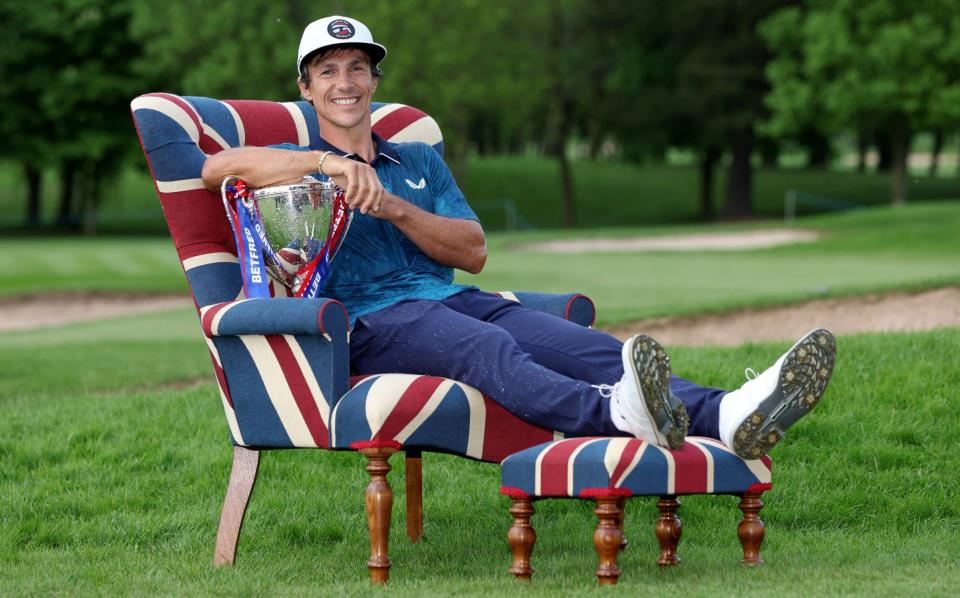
223 176 352 297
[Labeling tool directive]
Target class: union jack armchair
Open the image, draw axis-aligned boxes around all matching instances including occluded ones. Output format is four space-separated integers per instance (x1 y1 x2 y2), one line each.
130 94 594 583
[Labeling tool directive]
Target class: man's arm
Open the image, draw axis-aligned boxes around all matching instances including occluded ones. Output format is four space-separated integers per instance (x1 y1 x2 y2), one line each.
201 147 322 191
203 149 486 274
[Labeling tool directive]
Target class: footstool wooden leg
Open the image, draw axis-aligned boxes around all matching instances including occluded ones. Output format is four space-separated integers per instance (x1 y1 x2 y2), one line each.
593 496 624 585
738 491 765 565
507 497 536 581
655 495 682 566
616 496 628 552
360 447 396 584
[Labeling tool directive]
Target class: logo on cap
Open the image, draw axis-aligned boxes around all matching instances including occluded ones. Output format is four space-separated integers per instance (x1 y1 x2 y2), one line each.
328 19 355 39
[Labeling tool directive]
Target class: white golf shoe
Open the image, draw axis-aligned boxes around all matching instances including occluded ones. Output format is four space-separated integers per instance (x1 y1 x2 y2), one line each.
719 328 837 459
607 334 689 450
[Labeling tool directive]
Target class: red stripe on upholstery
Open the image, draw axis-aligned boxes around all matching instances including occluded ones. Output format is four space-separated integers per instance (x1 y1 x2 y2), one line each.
579 487 632 499
607 440 642 487
760 455 773 471
351 439 402 450
225 100 300 147
540 438 597 496
318 300 348 336
266 335 328 447
209 351 233 408
201 302 231 336
673 443 709 494
374 376 445 442
480 399 555 462
372 106 426 140
500 486 531 499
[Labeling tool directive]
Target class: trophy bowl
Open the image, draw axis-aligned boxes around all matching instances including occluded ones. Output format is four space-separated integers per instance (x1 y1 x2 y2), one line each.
223 176 352 298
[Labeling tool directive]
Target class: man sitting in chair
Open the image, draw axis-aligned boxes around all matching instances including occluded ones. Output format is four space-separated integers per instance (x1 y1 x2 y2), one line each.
201 15 837 460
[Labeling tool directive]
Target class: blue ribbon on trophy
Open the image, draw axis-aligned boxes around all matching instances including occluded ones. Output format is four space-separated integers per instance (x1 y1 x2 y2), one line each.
222 176 352 299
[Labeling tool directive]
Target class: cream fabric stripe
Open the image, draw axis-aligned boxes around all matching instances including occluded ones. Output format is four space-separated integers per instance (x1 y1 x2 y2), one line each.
202 124 231 151
182 252 238 271
602 437 633 477
132 96 200 142
553 431 565 440
687 439 715 493
460 383 487 459
393 378 456 445
200 299 250 336
365 374 414 438
157 178 206 193
282 102 310 147
497 291 520 303
650 445 677 494
386 118 443 146
239 335 315 446
284 335 329 427
614 442 648 488
370 103 404 126
567 438 604 496
204 336 244 445
534 443 551 495
223 102 246 147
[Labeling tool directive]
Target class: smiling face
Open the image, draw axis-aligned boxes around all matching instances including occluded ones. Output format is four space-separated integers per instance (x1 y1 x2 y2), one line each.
297 47 379 134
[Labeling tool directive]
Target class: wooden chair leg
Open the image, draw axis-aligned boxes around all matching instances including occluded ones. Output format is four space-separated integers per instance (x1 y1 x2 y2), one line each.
655 495 682 566
616 496 628 552
360 447 397 584
405 451 423 543
593 496 624 585
507 497 536 581
214 446 260 567
738 491 765 566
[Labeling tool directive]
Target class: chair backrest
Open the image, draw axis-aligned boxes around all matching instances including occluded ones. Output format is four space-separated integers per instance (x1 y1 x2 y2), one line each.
130 94 444 309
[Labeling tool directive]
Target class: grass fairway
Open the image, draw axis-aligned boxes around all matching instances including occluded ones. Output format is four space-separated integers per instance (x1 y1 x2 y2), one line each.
3 203 959 329
1 312 958 595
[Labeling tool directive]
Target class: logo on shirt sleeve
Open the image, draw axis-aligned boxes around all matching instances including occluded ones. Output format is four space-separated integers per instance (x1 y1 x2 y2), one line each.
405 177 426 190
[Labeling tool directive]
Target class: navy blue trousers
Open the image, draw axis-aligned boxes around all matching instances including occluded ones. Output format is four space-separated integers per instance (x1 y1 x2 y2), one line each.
350 290 727 438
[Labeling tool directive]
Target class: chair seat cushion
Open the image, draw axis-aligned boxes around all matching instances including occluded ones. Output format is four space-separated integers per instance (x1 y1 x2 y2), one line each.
500 437 772 498
330 374 561 461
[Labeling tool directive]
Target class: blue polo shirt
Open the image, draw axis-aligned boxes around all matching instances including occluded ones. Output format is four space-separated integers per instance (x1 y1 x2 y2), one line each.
271 133 479 325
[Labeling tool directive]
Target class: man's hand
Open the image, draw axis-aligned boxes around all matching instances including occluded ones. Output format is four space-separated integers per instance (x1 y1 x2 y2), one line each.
322 154 385 216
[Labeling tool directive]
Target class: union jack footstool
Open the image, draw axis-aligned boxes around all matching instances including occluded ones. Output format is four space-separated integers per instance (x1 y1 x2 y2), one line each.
499 436 773 585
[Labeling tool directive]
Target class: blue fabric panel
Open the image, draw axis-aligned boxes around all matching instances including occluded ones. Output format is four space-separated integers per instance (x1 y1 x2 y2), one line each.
295 334 348 417
571 440 613 493
185 96 240 147
186 262 242 307
401 383 470 454
214 337 292 447
512 292 596 326
620 445 670 495
330 377 376 446
702 443 762 495
134 110 206 180
500 448 538 494
214 298 346 337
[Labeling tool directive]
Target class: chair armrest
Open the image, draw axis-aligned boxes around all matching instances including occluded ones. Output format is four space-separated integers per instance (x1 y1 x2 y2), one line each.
496 292 596 327
199 297 349 340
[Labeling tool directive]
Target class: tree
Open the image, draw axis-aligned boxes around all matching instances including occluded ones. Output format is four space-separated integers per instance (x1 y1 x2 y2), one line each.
762 0 960 204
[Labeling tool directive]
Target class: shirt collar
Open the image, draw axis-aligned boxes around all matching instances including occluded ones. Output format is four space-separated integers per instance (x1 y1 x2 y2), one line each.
312 132 401 165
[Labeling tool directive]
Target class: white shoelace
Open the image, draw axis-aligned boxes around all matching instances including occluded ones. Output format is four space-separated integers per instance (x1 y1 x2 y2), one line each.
592 383 615 398
744 367 759 381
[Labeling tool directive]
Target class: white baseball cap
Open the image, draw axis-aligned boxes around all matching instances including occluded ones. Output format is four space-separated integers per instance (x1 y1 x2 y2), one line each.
297 16 387 74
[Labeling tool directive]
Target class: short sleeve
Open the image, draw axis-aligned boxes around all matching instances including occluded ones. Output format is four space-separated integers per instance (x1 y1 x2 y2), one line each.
420 145 478 222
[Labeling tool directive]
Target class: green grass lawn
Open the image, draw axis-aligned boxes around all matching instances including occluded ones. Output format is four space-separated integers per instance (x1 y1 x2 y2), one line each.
1 313 958 595
2 203 958 328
